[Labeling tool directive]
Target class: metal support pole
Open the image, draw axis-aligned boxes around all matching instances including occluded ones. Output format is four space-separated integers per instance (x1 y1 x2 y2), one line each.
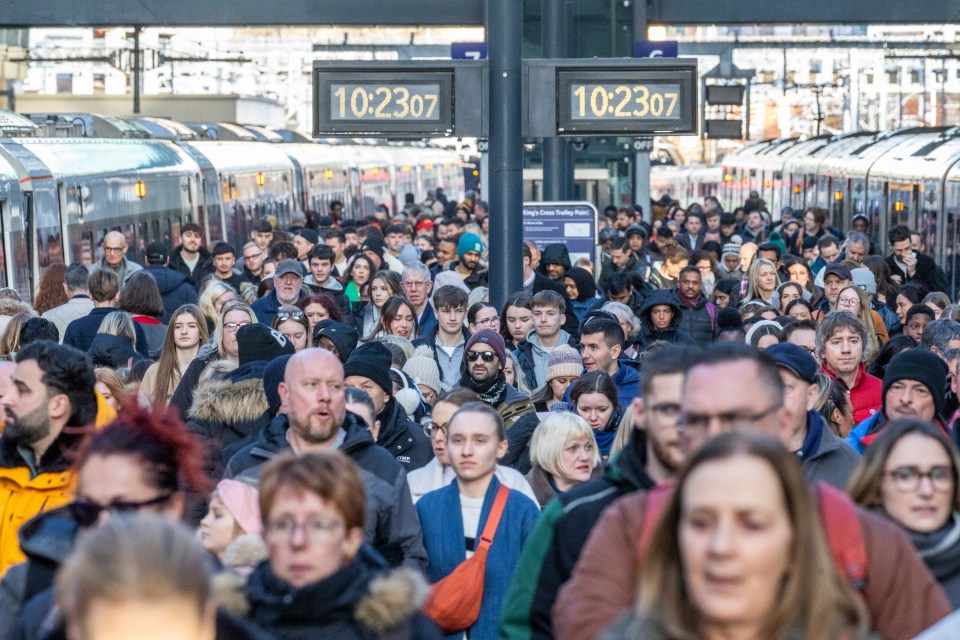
542 0 570 201
487 0 524 308
132 26 142 114
632 0 650 221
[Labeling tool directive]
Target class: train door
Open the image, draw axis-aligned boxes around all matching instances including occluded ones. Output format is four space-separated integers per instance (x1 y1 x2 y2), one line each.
3 193 30 299
920 178 939 258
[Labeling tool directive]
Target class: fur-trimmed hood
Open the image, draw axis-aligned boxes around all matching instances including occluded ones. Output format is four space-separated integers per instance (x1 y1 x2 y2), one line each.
188 375 268 425
244 545 435 638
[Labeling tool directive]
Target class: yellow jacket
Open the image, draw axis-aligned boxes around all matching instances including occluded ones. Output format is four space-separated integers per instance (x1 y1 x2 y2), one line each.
0 464 74 574
0 391 116 575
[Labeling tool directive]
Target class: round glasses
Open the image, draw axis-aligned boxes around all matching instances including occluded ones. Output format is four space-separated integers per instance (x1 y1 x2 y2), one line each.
886 465 954 493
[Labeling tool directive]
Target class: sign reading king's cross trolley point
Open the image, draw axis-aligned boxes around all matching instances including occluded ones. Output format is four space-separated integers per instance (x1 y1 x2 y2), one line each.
522 201 600 269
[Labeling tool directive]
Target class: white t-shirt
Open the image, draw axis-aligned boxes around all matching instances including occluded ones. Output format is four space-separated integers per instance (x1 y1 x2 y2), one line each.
182 253 200 272
460 494 485 559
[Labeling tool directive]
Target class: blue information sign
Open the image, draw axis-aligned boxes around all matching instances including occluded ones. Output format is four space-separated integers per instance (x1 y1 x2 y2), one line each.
451 42 487 60
523 201 599 266
633 41 679 58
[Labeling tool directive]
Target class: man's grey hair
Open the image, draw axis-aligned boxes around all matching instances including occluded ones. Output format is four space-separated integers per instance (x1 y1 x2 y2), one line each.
846 231 871 249
816 310 870 361
920 319 960 353
401 261 432 283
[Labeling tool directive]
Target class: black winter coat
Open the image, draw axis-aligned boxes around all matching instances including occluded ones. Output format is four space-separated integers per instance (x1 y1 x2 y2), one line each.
245 547 441 640
224 413 428 569
144 265 199 324
673 291 717 345
637 289 694 347
168 245 212 289
63 307 150 358
375 398 433 471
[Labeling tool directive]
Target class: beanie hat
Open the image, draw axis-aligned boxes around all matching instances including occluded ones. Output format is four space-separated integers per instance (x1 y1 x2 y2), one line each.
262 354 292 417
343 342 393 396
545 345 584 382
295 228 319 246
851 268 877 295
721 243 741 258
458 232 483 258
379 334 415 362
361 237 385 259
403 346 442 395
464 328 507 366
215 479 262 535
882 349 949 417
433 270 470 294
237 323 295 365
398 244 420 266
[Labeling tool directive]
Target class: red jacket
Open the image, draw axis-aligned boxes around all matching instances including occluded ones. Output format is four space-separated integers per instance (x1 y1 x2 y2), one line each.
822 362 882 424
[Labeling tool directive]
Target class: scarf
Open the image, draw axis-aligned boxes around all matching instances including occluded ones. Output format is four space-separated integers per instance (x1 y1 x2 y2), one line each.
462 371 507 406
593 406 624 457
909 512 960 583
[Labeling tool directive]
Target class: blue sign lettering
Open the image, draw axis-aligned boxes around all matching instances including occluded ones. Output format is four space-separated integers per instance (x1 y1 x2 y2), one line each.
633 41 679 59
451 42 487 60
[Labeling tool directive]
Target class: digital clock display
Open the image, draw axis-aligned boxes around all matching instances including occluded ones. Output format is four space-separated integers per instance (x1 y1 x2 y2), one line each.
314 70 454 136
569 83 680 120
330 84 441 121
556 66 696 135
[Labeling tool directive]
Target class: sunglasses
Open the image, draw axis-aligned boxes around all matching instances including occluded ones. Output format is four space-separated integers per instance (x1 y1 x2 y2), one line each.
68 494 172 528
276 310 306 322
467 351 497 363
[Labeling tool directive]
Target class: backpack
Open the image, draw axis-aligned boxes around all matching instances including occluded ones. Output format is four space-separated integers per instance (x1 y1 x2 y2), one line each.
636 480 867 589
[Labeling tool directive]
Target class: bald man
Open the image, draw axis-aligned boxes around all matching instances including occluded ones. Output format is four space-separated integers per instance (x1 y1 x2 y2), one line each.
224 348 427 569
89 230 142 289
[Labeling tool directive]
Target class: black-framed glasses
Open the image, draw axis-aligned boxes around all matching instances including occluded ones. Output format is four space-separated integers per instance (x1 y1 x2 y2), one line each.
69 494 172 528
264 517 344 544
223 321 252 332
886 465 954 493
243 253 263 261
423 420 449 438
467 351 497 363
276 309 305 322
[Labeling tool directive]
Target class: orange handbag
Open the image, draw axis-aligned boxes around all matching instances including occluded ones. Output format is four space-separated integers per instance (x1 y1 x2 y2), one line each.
422 484 510 634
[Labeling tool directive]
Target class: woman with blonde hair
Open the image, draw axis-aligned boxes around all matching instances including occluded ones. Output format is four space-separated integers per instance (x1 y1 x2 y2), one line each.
140 304 208 406
169 299 257 419
94 367 127 412
603 432 868 640
197 281 237 334
0 310 33 358
742 257 781 304
525 412 601 507
87 311 141 369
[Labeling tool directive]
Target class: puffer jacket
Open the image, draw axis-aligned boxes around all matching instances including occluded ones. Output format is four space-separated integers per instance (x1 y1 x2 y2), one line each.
245 546 441 640
672 290 716 345
0 431 79 575
638 289 694 347
187 363 271 480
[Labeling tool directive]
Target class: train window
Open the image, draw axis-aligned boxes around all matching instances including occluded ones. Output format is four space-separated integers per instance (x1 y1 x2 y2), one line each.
124 224 141 265
138 222 149 253
80 231 95 266
151 220 161 243
944 181 960 298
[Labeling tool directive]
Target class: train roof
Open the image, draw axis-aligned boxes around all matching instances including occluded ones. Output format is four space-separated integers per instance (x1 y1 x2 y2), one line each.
815 128 942 177
1 138 198 180
870 128 960 182
128 117 199 141
177 140 297 174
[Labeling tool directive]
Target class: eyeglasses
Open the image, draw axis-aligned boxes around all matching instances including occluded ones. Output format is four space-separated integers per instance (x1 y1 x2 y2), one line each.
678 404 780 435
473 316 500 328
423 420 448 438
886 465 954 493
276 309 305 322
649 403 681 418
402 280 429 289
837 297 860 308
243 253 262 261
467 351 497 363
68 494 172 528
223 321 253 332
264 517 344 544
103 246 125 254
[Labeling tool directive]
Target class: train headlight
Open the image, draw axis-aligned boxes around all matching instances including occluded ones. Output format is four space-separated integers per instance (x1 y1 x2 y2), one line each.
834 191 843 201
135 181 146 199
256 172 266 187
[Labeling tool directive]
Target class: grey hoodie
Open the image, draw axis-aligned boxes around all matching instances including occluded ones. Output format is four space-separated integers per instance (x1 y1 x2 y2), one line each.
526 328 571 389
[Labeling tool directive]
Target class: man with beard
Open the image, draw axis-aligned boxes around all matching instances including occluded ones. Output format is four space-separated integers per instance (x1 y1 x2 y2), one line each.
449 233 488 290
251 259 306 326
461 329 539 472
500 346 694 640
224 348 426 569
0 341 97 573
673 266 717 345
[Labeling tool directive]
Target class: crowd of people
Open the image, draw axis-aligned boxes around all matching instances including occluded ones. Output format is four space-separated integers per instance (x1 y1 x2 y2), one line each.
1 189 960 639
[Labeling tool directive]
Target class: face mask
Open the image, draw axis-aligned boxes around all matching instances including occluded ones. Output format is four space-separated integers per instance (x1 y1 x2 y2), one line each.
701 272 716 297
